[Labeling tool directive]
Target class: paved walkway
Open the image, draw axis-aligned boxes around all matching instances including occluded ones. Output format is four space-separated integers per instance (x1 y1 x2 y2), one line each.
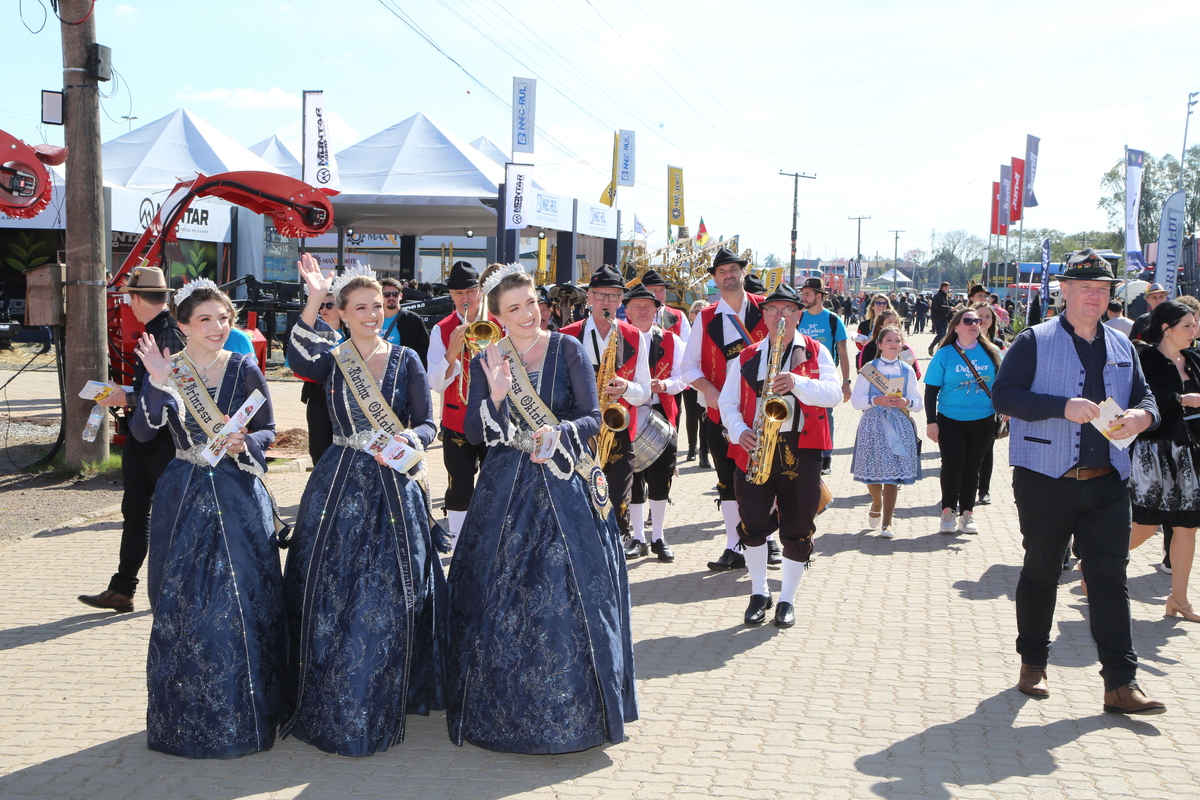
1 332 1198 799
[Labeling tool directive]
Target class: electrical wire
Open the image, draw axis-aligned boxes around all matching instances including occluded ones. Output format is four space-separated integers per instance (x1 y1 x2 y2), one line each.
19 0 49 34
49 0 95 25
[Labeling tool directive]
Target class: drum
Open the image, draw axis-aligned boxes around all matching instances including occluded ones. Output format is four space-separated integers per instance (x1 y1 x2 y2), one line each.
632 409 675 472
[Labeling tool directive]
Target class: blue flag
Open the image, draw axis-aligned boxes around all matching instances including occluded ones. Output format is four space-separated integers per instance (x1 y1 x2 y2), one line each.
1039 238 1051 311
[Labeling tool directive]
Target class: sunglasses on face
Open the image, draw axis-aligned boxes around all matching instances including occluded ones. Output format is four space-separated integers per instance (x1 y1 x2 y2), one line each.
320 302 336 310
383 291 400 298
960 318 983 326
873 301 888 306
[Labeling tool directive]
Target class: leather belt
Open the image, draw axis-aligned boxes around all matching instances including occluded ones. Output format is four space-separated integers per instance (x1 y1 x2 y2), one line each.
1061 466 1114 480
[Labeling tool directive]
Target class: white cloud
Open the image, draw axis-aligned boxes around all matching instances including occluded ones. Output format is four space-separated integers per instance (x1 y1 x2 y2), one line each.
176 87 301 110
114 4 137 15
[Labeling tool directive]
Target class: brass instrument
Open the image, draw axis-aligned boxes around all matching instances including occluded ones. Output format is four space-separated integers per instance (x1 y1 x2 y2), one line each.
745 317 794 485
593 310 629 466
458 301 503 397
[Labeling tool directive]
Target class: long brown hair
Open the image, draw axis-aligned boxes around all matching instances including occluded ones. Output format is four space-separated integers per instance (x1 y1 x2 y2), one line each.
970 301 999 344
939 306 1001 366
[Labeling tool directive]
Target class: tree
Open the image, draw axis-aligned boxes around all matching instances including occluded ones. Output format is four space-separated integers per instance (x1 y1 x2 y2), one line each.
761 253 782 269
1098 145 1200 244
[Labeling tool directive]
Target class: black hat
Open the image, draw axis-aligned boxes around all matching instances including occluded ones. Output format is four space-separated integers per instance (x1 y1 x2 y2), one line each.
1060 249 1119 282
762 283 803 308
535 286 550 305
802 277 826 295
744 273 767 295
708 247 748 274
445 261 479 290
622 284 662 307
640 269 668 287
587 263 625 289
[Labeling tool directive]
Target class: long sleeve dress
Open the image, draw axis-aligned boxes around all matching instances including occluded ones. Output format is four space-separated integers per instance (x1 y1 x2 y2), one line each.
132 352 283 759
282 320 446 757
849 356 923 485
446 332 638 754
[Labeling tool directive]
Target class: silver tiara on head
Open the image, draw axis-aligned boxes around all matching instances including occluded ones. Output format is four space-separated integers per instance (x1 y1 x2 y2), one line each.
481 262 528 297
330 263 377 297
173 278 219 308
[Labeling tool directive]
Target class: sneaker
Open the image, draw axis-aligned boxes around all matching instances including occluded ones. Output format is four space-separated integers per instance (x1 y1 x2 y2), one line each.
879 527 895 539
1158 561 1173 575
977 493 992 505
821 456 832 476
939 508 957 533
868 510 883 530
957 511 979 534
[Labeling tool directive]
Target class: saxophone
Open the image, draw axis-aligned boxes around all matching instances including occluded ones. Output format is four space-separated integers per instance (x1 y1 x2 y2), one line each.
745 317 794 485
594 310 629 466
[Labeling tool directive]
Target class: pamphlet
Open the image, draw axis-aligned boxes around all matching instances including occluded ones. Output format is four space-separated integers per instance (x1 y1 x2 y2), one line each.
363 430 425 474
532 428 560 459
202 390 266 466
1090 397 1135 451
78 380 133 402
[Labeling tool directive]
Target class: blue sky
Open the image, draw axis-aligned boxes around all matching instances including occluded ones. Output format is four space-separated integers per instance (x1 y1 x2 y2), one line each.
3 0 1197 261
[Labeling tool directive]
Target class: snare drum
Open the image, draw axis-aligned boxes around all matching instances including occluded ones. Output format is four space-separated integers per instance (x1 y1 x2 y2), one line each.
632 409 675 472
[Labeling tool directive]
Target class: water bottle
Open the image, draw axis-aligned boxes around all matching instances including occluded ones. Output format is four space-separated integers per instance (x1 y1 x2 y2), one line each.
82 405 104 442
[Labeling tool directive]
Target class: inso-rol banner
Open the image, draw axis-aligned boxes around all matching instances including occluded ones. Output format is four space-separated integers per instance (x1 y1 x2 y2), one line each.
504 163 534 231
512 77 537 155
302 90 340 192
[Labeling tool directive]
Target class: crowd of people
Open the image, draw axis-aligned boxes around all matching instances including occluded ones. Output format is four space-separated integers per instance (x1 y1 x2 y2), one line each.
75 246 1192 762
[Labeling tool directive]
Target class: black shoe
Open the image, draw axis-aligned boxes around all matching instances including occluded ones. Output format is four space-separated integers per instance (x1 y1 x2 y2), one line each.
708 548 746 571
773 601 796 628
766 539 783 568
624 539 649 560
977 493 992 505
744 593 774 625
650 539 675 562
685 447 696 462
821 456 832 476
699 454 711 469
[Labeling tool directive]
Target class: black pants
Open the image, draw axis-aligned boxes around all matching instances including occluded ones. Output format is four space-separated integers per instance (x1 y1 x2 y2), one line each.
442 426 489 512
705 415 737 501
110 429 175 597
682 388 702 454
631 437 677 503
978 442 994 497
936 414 994 513
733 438 822 562
1012 467 1138 690
603 429 635 537
301 380 333 465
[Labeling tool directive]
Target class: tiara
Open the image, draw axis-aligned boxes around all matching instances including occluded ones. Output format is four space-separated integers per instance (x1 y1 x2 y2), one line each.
330 263 377 297
481 262 527 297
173 278 219 307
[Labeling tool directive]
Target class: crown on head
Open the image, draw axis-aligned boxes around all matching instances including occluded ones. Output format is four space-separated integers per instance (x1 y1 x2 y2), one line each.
330 263 377 297
172 278 219 308
481 262 527 297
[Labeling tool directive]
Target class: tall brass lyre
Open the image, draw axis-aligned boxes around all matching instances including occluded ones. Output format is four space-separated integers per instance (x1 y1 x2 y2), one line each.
458 301 503 397
594 310 629 467
745 317 794 485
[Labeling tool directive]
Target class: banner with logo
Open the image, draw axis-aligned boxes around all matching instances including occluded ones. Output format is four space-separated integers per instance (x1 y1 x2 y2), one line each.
990 181 1002 236
1155 190 1187 295
512 77 536 155
668 165 685 226
1010 157 1025 223
999 165 1012 229
578 201 617 239
1023 135 1040 208
504 163 534 231
1125 148 1147 273
1039 238 1051 308
617 130 636 188
302 91 340 192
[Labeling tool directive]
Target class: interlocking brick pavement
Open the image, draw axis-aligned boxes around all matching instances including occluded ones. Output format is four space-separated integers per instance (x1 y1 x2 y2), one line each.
2 331 1198 799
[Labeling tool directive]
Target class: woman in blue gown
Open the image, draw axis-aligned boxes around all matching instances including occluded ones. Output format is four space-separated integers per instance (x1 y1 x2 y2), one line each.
282 255 446 757
446 265 637 754
131 281 283 759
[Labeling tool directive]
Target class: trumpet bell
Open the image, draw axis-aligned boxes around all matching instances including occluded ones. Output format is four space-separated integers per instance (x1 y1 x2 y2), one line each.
464 320 503 352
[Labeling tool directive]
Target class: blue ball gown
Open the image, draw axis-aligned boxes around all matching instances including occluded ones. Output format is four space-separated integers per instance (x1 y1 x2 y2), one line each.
282 320 447 757
132 352 284 759
446 332 637 754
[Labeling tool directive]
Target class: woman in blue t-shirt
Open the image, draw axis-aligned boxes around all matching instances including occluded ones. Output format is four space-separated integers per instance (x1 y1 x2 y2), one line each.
924 306 1001 535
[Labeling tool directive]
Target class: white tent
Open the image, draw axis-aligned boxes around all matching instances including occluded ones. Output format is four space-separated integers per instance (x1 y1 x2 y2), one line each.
248 135 301 178
874 268 912 285
329 113 503 236
469 135 511 167
102 108 281 190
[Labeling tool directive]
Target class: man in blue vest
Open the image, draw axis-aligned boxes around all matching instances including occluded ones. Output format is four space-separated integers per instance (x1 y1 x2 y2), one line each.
993 249 1164 715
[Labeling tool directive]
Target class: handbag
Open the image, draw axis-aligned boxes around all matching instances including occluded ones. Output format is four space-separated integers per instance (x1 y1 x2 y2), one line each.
953 344 1008 440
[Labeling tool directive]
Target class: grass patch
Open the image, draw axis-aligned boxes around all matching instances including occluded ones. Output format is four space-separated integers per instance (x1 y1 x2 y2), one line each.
24 447 123 479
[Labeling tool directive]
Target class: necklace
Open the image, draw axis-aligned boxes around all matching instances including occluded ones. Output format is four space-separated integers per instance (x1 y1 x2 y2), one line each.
517 330 543 361
184 348 223 372
355 338 386 361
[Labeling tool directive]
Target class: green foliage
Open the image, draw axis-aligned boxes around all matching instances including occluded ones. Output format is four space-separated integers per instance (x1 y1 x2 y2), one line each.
3 232 53 273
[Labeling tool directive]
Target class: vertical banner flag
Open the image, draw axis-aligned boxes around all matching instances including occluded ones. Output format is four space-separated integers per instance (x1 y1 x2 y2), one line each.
1039 237 1051 309
1010 157 1025 223
990 181 1002 236
1023 135 1040 208
617 130 636 187
302 91 340 192
999 165 1012 230
668 166 686 227
1125 148 1147 273
599 132 618 207
1155 190 1187 295
512 77 537 155
504 163 533 230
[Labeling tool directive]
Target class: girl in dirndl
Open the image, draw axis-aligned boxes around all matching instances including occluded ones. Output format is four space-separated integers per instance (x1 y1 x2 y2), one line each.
850 326 923 539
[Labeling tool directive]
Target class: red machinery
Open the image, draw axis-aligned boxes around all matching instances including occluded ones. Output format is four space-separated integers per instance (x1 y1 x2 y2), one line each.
0 129 66 219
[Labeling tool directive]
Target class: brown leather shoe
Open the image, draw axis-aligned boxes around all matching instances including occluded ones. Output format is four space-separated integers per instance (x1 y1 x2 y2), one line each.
1017 664 1049 697
1103 683 1166 715
78 590 134 613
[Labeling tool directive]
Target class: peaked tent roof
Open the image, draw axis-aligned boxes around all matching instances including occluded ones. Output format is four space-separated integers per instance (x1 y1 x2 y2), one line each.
874 268 913 284
248 136 301 178
469 135 511 167
102 108 282 189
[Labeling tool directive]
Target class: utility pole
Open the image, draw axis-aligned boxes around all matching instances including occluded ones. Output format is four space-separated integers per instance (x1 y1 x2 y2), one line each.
1181 92 1199 191
889 230 904 295
60 0 110 468
779 170 816 287
849 215 870 292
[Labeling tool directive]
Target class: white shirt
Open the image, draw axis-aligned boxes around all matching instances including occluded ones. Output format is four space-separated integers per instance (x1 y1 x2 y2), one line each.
850 356 923 413
581 316 652 407
681 293 752 405
427 311 467 394
719 332 842 444
635 327 685 429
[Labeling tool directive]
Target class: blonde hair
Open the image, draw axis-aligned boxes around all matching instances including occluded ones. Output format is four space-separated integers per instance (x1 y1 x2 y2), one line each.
337 276 383 309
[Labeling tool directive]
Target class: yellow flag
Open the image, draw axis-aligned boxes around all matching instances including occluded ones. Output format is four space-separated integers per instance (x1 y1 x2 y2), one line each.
668 165 685 226
600 132 618 207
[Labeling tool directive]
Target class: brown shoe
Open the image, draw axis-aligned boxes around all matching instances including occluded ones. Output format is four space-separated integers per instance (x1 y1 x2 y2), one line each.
1103 683 1166 715
1017 664 1049 697
78 590 134 613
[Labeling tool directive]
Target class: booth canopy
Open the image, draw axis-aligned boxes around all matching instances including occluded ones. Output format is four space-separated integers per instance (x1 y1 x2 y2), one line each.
874 268 912 284
248 136 301 178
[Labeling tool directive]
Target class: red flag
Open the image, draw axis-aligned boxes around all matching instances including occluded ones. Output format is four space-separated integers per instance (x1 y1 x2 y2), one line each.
991 181 1005 236
1010 157 1025 223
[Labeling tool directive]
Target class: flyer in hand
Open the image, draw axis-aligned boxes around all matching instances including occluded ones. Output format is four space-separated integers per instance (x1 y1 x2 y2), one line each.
202 390 266 466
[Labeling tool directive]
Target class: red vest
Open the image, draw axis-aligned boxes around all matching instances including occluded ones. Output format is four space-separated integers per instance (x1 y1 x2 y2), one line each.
698 293 767 423
560 317 644 438
648 329 680 427
661 306 684 339
728 333 832 472
434 309 503 433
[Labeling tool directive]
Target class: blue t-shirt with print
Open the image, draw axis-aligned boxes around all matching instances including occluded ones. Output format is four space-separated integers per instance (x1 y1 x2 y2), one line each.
925 343 996 421
796 308 847 364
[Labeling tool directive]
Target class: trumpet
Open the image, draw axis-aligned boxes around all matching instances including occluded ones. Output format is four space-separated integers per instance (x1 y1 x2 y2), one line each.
458 301 503 397
594 310 629 467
